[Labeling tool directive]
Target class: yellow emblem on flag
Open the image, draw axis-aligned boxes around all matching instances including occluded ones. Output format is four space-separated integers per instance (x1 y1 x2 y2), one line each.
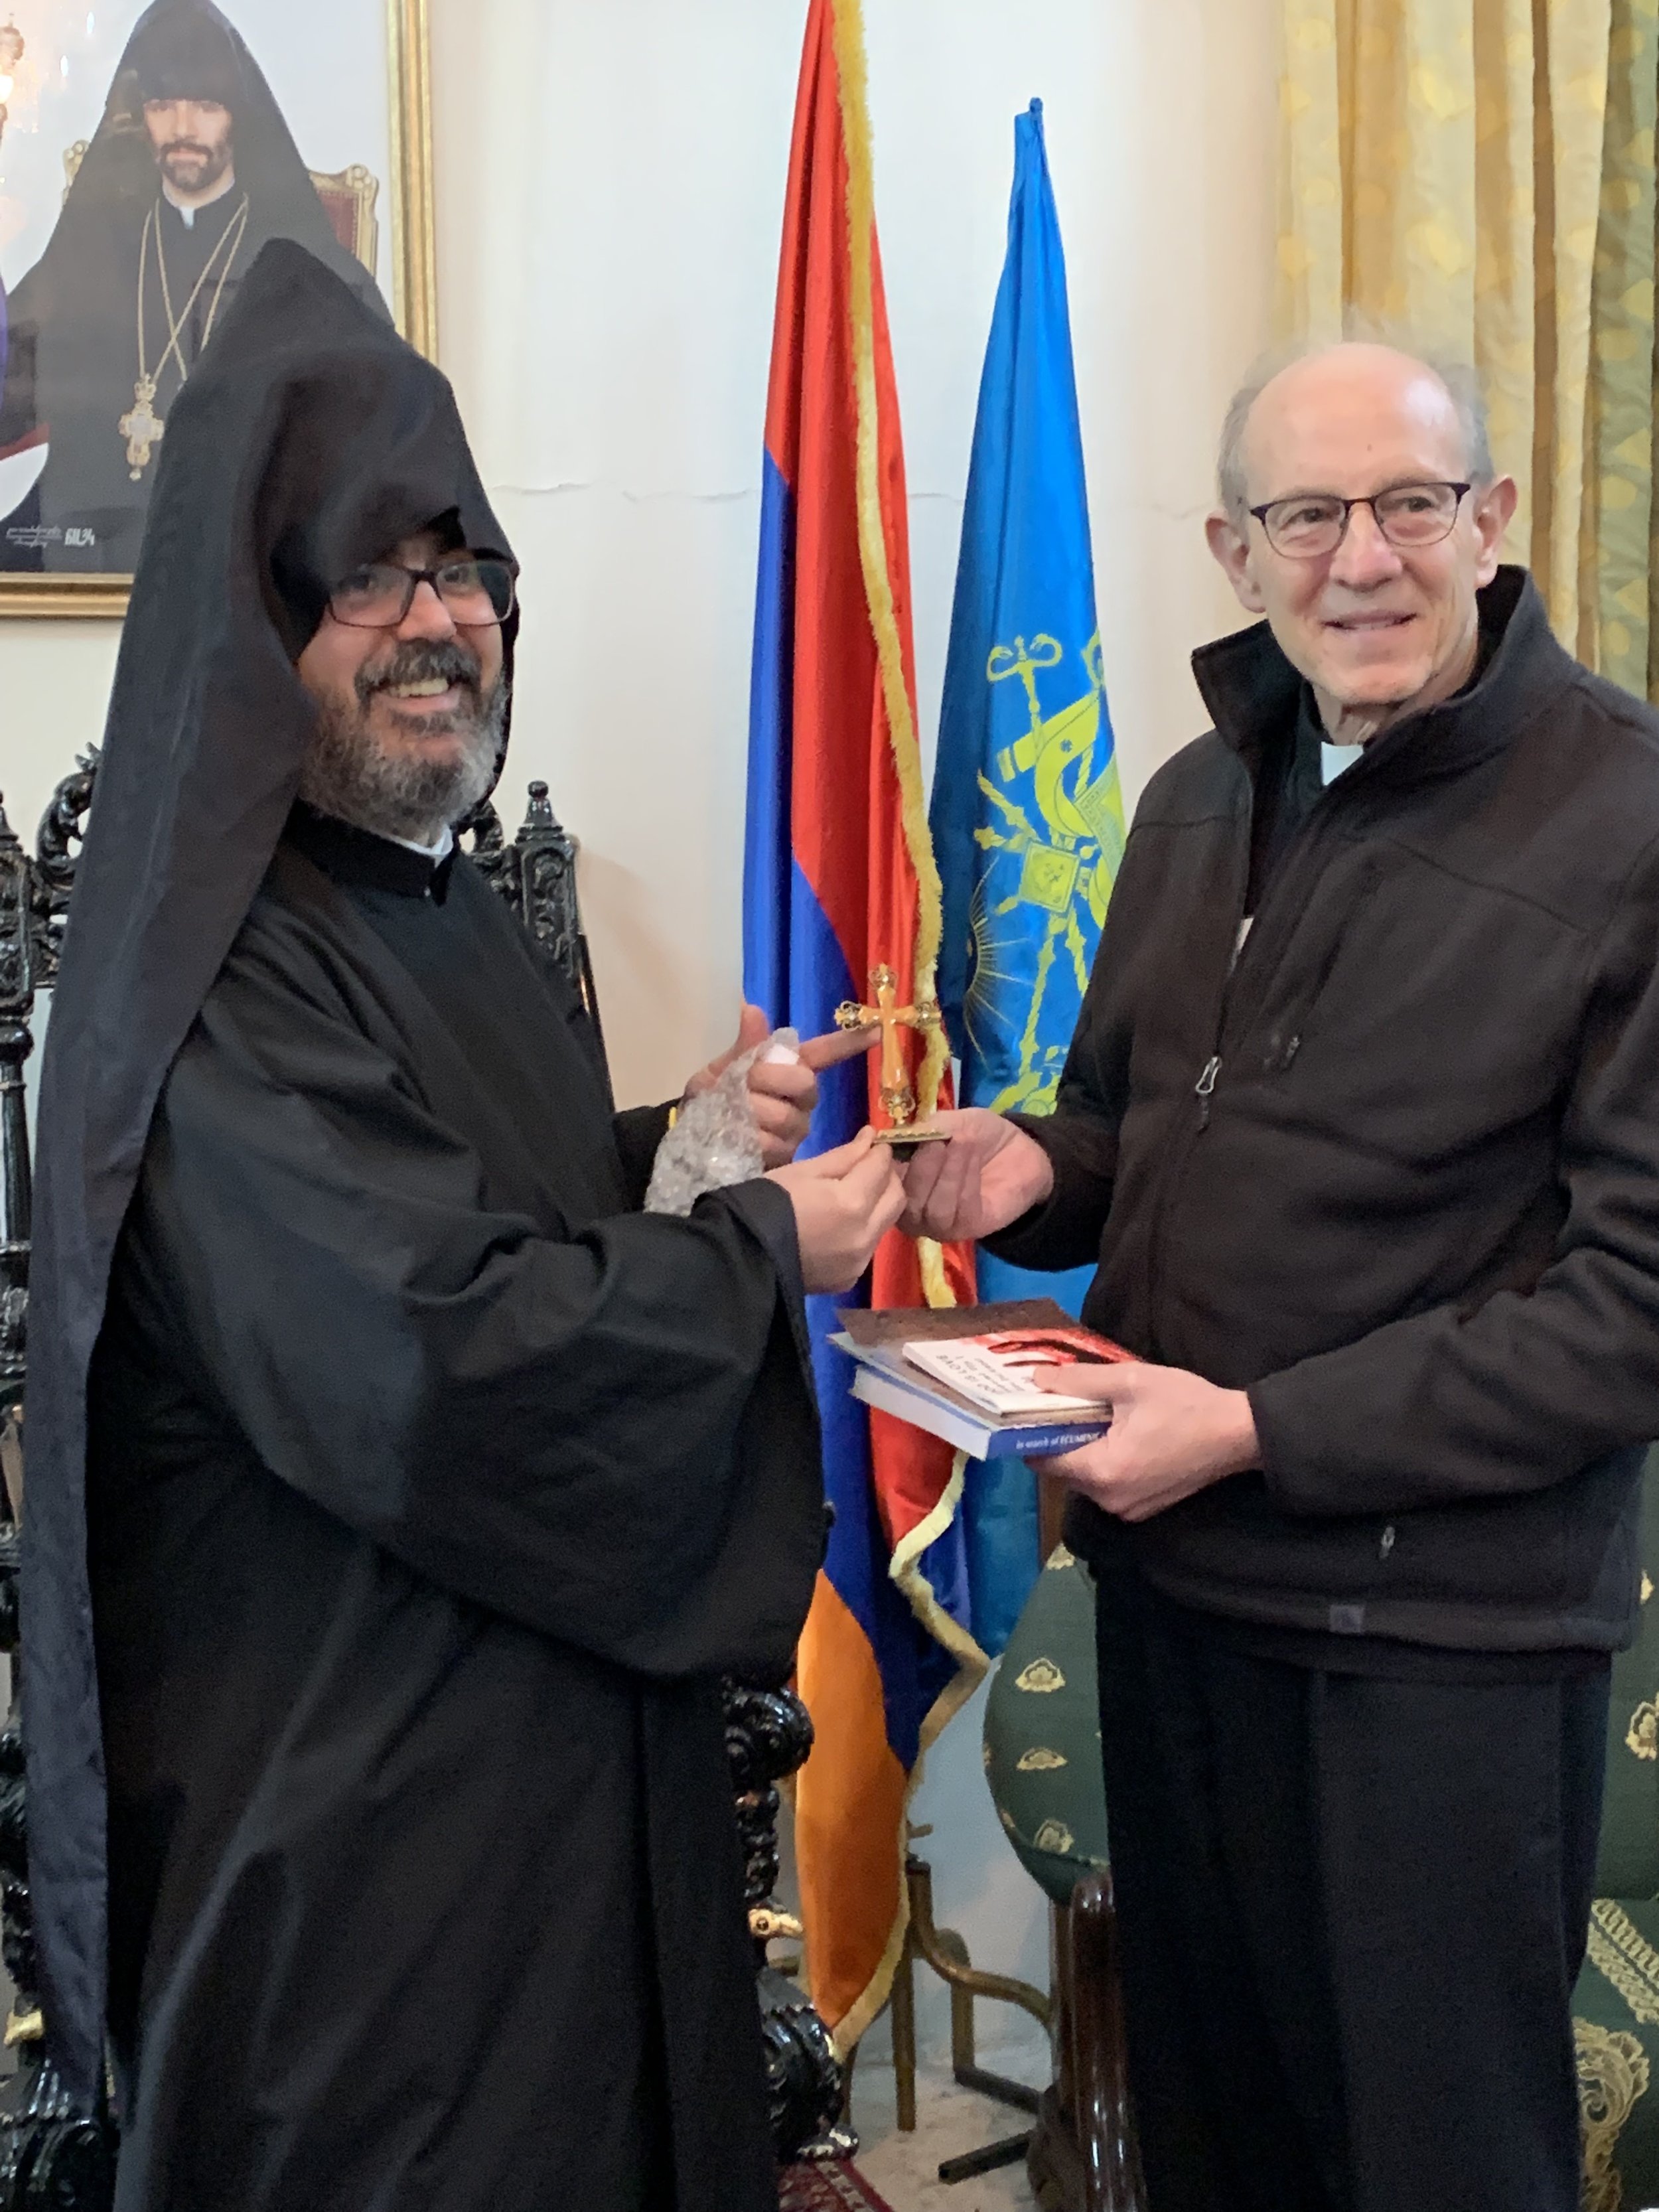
969 632 1125 1116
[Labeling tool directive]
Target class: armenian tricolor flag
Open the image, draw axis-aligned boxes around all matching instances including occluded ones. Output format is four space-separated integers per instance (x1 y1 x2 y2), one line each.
743 0 981 2051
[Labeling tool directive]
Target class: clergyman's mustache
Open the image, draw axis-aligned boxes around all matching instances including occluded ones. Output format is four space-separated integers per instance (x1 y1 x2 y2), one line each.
162 141 216 161
355 639 482 711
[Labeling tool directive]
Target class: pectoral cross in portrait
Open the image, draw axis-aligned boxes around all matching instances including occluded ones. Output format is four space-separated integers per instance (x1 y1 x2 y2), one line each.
120 378 166 481
835 964 948 1149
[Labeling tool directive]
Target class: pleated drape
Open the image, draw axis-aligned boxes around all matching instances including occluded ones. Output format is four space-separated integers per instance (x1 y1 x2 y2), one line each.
1275 0 1617 667
1589 0 1658 697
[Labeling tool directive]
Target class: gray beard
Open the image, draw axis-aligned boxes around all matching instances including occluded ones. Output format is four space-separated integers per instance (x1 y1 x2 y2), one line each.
298 682 507 846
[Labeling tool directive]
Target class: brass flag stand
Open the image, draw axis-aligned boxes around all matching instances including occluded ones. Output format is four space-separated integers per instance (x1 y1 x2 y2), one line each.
871 1828 1053 2185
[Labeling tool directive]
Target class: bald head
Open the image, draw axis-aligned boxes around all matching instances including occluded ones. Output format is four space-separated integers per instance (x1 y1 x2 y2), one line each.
1205 339 1517 748
1218 342 1493 522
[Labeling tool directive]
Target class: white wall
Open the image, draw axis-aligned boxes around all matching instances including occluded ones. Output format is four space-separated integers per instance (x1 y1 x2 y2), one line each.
431 0 1277 1106
430 0 1279 2079
0 0 1278 1084
0 0 1278 2073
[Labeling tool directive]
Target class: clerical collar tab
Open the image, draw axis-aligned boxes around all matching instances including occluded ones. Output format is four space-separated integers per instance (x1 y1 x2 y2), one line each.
161 170 238 222
283 802 459 901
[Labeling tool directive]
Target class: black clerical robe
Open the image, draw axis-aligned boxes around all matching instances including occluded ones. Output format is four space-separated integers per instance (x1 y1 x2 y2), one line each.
85 813 822 2212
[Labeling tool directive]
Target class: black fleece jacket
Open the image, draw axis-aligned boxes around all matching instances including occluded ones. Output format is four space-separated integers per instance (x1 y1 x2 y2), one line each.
990 568 1659 1653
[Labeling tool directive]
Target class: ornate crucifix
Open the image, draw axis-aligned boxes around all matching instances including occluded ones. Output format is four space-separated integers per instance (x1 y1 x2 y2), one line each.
835 963 944 1136
119 378 166 481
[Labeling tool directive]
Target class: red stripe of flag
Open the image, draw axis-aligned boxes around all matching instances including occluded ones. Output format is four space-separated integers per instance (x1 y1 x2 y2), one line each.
755 0 981 2051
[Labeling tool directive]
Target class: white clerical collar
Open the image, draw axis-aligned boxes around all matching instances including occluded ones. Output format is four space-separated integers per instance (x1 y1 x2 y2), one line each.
1321 741 1365 785
161 169 238 230
391 826 455 863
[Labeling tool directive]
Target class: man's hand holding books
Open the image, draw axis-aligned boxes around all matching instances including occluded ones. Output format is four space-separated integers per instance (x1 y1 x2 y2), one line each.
890 1105 1262 1523
1029 1360 1261 1524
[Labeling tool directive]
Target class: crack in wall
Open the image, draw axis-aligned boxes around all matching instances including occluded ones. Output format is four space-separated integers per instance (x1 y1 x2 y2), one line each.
490 480 971 508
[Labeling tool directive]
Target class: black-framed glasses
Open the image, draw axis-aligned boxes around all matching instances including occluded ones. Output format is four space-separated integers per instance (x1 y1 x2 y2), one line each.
1248 481 1473 559
327 556 518 630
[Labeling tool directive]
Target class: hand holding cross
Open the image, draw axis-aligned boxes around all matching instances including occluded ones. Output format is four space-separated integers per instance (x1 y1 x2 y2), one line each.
835 964 942 1129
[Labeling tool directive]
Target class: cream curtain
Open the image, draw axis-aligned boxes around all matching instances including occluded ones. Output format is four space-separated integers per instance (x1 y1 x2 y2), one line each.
1275 0 1621 670
1591 0 1658 695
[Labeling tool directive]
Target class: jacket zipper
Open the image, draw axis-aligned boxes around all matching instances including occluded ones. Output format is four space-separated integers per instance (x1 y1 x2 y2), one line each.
1141 769 1360 1354
1195 1055 1221 1130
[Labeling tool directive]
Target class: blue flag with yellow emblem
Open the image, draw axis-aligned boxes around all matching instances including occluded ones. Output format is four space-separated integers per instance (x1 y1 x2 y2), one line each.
930 98 1124 1651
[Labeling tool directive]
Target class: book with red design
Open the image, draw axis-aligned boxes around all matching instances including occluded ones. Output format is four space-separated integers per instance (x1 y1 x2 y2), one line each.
831 1298 1137 1459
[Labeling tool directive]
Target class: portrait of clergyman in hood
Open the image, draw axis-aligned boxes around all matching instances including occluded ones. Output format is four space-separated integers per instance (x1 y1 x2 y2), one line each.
0 0 421 592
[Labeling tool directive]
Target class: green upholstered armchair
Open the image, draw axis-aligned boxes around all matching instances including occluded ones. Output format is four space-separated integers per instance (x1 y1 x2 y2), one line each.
1572 1455 1659 2211
985 1545 1110 1909
983 1454 1659 2212
983 1546 1133 2212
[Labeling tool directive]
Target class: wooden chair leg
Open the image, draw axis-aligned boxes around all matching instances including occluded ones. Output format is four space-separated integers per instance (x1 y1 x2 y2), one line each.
1052 1899 1076 2120
1066 1870 1143 2212
1028 1873 1144 2212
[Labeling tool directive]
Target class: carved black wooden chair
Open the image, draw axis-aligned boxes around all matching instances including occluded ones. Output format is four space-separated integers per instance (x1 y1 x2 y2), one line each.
0 762 841 2205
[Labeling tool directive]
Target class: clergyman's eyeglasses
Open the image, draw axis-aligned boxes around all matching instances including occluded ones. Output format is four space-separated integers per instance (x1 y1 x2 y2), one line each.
326 557 518 630
1248 481 1473 560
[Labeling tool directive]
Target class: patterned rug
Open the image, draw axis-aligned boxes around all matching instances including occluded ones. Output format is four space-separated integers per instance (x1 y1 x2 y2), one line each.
777 2161 896 2212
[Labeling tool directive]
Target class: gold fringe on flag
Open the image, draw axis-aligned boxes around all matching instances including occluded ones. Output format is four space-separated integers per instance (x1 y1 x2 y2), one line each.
817 0 990 2062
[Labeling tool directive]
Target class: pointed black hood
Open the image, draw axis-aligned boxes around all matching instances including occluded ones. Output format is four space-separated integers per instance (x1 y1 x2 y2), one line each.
22 238 516 2104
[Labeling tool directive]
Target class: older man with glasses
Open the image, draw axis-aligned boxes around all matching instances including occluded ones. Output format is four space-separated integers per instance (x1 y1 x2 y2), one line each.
900 340 1659 2211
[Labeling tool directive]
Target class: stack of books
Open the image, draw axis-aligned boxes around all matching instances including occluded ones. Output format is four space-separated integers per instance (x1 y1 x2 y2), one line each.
831 1297 1136 1459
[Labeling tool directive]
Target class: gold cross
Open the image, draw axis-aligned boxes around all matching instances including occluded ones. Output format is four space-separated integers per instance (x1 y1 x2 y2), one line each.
835 963 942 1128
119 378 165 480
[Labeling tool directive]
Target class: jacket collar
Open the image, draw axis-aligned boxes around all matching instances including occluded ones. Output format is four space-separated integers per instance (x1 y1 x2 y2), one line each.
1190 567 1577 793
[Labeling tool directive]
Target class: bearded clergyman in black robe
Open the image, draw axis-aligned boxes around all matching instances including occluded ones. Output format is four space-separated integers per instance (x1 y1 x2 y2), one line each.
0 0 384 575
21 238 902 2211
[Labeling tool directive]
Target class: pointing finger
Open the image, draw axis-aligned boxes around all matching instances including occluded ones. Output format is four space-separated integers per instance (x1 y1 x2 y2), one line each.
703 1003 773 1080
798 1021 882 1072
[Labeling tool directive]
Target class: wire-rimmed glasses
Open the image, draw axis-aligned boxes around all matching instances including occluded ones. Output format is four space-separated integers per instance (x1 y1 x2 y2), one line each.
1248 482 1473 560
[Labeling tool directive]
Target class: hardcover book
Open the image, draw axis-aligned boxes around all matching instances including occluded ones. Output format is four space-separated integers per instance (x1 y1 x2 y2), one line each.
833 1297 1135 1460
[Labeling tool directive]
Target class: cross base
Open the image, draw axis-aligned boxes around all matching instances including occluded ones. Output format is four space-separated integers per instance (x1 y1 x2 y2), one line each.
875 1123 952 1162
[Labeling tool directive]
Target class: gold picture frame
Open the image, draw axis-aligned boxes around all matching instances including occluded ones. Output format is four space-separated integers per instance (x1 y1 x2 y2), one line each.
0 0 437 619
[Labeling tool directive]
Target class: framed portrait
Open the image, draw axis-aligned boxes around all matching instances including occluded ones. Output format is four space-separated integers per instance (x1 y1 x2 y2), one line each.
0 0 435 616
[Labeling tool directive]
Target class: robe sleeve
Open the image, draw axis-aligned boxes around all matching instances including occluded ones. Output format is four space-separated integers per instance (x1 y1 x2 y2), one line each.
613 1102 677 1208
117 942 825 1681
